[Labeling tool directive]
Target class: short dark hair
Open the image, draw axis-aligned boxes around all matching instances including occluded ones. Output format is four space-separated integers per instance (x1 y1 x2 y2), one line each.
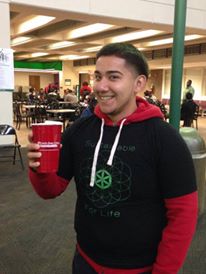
96 43 149 78
186 92 193 100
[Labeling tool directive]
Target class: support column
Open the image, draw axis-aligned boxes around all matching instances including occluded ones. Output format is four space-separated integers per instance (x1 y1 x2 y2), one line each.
0 0 13 126
169 0 187 130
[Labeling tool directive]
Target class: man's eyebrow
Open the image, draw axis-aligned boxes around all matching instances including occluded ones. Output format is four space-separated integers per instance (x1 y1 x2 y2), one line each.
94 70 123 75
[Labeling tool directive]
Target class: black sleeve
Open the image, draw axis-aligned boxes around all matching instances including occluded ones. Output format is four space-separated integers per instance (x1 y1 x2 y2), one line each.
155 121 197 198
57 125 74 181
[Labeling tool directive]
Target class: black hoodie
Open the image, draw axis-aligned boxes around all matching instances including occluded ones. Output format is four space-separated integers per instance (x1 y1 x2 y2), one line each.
29 96 198 273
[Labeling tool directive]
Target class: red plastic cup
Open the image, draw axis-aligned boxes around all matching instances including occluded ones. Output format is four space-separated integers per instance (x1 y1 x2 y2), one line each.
32 121 62 173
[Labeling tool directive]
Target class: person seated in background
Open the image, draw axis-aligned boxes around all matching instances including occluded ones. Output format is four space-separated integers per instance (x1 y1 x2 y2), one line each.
144 90 168 120
80 81 92 101
181 92 198 127
46 89 61 102
64 89 78 104
16 86 24 101
37 88 46 103
80 93 98 118
28 87 36 103
149 84 157 101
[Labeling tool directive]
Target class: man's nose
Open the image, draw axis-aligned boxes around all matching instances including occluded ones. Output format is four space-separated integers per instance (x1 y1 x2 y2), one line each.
95 78 109 91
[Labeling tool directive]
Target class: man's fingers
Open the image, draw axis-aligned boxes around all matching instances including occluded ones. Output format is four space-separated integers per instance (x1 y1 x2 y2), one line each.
27 143 40 152
27 151 42 159
28 131 33 142
28 160 40 168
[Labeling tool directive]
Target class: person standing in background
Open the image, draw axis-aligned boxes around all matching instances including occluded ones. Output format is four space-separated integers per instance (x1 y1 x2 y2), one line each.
27 43 198 274
183 79 195 99
80 81 92 101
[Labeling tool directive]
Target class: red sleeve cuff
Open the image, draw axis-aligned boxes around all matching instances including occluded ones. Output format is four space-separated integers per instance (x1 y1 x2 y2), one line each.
29 168 69 199
152 191 198 274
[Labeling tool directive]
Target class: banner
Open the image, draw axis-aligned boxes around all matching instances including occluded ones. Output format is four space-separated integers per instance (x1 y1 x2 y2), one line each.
0 48 14 92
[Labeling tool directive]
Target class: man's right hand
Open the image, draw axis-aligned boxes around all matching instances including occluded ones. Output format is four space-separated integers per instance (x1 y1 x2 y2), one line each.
27 131 41 171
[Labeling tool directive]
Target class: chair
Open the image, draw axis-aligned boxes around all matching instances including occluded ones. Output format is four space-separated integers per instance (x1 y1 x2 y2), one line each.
13 101 32 130
0 124 24 169
192 105 200 130
199 100 206 117
34 105 48 123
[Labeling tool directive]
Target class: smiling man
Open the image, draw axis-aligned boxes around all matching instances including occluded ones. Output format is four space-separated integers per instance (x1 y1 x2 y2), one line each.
28 43 198 274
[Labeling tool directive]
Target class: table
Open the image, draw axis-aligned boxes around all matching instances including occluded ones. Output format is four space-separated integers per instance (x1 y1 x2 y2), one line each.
46 109 75 114
23 104 45 109
46 109 76 129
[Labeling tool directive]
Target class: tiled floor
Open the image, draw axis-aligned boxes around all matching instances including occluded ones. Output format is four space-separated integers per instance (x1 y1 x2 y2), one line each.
16 116 206 148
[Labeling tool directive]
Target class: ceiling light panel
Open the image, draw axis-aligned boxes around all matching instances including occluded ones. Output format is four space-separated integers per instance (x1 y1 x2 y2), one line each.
18 15 55 34
111 30 164 43
11 36 32 46
48 41 76 50
144 34 205 47
82 46 102 53
60 55 89 60
30 52 49 57
68 23 114 39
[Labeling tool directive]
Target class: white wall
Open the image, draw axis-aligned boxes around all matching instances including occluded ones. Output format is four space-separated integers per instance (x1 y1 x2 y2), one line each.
62 61 79 91
14 71 54 92
61 61 95 91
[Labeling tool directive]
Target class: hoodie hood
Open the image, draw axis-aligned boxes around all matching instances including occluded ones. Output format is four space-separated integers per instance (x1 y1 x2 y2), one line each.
94 96 163 126
90 96 163 187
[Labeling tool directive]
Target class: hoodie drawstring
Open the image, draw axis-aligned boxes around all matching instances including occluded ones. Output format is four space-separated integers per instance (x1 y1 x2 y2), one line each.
90 118 126 187
90 119 105 187
107 118 126 166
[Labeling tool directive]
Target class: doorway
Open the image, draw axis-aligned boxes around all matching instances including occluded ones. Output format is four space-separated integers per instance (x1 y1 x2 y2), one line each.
29 75 40 91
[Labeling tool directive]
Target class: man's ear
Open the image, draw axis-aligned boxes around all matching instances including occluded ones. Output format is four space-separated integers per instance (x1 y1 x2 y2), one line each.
134 75 147 94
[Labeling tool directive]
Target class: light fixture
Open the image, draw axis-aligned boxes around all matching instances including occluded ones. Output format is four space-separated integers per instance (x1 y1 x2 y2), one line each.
111 30 164 43
18 15 55 33
68 23 114 39
30 52 49 58
144 34 204 47
82 46 102 53
185 34 204 41
11 36 32 46
60 55 89 60
48 41 76 50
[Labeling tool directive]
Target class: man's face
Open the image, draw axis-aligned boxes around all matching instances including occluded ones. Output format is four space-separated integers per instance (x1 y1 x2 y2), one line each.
93 55 146 122
187 80 192 87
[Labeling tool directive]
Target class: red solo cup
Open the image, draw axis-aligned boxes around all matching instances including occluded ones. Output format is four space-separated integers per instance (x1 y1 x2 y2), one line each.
32 121 62 173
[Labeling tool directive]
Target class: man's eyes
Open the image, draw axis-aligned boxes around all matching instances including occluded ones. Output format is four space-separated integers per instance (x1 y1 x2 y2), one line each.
109 75 119 80
94 74 101 81
94 74 120 81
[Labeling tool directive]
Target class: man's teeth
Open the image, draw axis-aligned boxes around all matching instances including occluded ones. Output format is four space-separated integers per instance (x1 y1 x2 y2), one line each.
100 96 113 100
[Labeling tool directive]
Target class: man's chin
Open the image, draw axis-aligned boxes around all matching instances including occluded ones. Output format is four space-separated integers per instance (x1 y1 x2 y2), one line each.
100 107 115 116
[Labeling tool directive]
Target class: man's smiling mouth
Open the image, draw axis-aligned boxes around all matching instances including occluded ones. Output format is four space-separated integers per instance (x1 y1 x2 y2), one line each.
99 95 114 101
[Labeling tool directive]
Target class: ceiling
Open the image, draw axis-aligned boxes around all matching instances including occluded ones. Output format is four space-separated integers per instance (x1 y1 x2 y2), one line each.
10 3 206 63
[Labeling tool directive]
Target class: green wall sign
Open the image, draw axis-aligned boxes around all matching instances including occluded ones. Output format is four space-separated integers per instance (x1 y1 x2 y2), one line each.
14 61 62 71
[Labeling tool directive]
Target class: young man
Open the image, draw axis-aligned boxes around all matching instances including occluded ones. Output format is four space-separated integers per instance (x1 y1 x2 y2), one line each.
183 79 195 99
28 43 198 274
